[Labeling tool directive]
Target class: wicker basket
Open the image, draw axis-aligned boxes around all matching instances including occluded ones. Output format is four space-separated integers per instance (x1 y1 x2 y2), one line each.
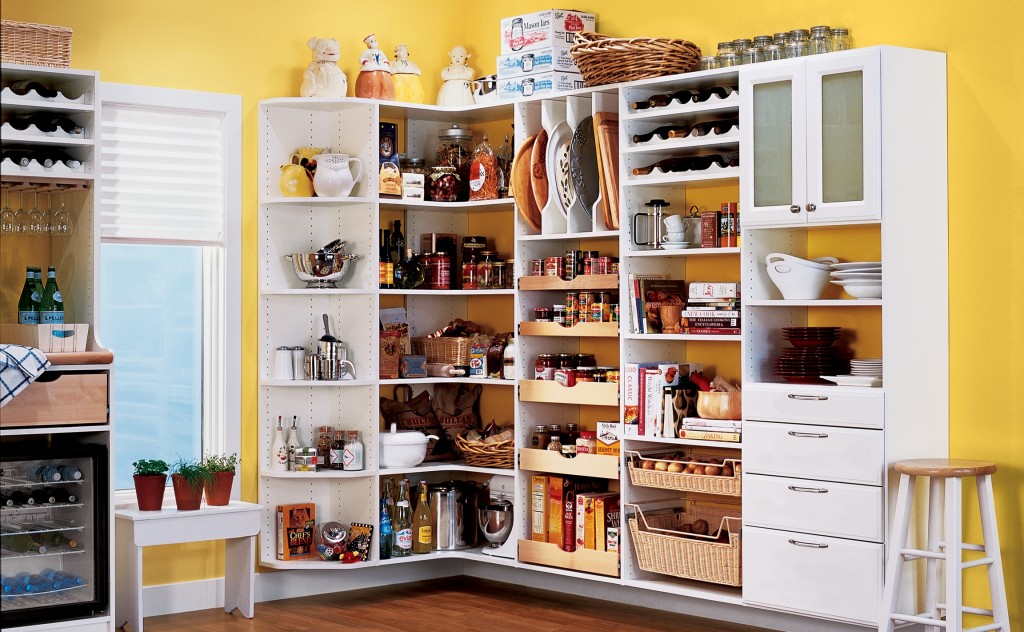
628 502 742 586
1 20 72 68
626 450 742 496
412 336 472 366
570 31 701 87
454 435 514 469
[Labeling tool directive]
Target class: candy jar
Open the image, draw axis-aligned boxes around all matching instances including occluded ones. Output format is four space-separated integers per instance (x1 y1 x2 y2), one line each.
436 45 475 106
355 34 395 100
391 44 425 104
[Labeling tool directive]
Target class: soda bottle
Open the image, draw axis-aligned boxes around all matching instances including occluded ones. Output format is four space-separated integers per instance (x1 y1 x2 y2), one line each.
39 266 64 325
17 267 40 324
378 497 393 560
411 481 433 554
391 479 412 557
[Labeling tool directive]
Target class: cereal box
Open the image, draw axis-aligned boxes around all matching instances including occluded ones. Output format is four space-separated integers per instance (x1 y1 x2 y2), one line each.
277 503 315 560
500 9 596 55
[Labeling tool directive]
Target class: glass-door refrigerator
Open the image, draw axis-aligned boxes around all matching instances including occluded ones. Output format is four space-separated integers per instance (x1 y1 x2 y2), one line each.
0 440 110 627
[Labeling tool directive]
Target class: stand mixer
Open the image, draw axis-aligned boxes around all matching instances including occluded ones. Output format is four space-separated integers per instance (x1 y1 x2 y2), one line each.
479 474 516 558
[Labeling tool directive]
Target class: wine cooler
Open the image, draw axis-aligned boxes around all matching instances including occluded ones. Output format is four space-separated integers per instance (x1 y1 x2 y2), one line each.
0 441 109 628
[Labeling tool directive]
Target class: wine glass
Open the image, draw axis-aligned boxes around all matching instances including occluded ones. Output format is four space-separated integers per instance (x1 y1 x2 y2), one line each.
53 188 72 236
0 190 15 234
27 190 44 235
41 190 55 234
13 190 29 235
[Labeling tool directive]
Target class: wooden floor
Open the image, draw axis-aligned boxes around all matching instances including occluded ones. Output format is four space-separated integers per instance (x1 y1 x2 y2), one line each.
141 576 771 632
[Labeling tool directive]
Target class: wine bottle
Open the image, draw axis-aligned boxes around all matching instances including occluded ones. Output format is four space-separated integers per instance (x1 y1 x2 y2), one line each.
8 113 39 131
632 156 694 176
4 534 46 554
411 480 433 554
0 493 12 507
2 148 37 167
394 248 425 289
8 80 59 99
632 124 692 144
48 486 78 504
270 416 288 472
378 229 394 289
285 416 301 471
18 267 40 325
39 266 64 325
30 488 56 504
9 490 34 506
391 479 412 557
389 220 404 265
378 497 393 560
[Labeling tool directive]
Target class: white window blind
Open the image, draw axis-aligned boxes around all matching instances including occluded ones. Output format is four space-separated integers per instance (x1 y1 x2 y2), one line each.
100 104 225 245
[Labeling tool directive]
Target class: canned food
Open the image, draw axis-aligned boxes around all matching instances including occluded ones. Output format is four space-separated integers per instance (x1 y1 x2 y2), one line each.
563 250 582 280
610 303 619 322
610 259 619 274
534 307 553 322
604 368 620 383
592 367 607 382
544 256 564 277
554 368 577 387
593 256 613 275
576 367 597 382
578 292 593 323
565 292 578 327
531 259 544 276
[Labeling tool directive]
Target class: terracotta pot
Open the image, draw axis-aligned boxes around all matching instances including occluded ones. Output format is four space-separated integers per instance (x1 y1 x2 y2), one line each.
171 474 205 511
133 474 167 511
205 472 235 506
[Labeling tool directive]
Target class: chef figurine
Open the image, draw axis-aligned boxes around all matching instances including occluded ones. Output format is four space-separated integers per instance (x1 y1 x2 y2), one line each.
391 44 425 104
436 45 475 106
355 33 395 100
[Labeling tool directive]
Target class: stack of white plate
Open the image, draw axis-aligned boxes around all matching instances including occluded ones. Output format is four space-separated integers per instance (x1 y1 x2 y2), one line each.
822 358 883 387
850 358 883 377
830 261 882 299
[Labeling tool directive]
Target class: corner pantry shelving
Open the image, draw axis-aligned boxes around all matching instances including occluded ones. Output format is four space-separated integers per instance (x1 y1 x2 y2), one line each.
257 45 949 628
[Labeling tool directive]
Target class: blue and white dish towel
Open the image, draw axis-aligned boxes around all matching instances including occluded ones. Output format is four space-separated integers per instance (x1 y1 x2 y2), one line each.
0 344 50 407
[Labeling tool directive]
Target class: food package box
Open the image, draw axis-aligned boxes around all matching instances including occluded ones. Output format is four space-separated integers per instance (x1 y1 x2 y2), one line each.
531 475 548 542
379 330 402 379
399 354 427 379
495 48 580 79
277 503 316 560
378 122 401 198
0 323 89 353
498 72 586 101
596 421 620 456
547 475 563 545
500 9 596 55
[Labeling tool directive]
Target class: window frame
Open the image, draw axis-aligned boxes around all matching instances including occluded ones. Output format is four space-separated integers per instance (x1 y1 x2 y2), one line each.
98 82 241 507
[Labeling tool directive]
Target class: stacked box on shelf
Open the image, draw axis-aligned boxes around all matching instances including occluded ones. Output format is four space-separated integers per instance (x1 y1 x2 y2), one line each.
497 9 595 100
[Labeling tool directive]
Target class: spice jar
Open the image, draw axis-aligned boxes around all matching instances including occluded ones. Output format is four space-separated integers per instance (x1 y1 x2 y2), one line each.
317 425 335 470
547 434 563 452
428 166 459 202
531 424 551 449
469 134 500 201
492 260 507 290
435 124 473 201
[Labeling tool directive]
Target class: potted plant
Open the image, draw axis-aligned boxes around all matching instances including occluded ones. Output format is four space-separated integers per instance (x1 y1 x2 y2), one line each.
201 453 238 506
132 459 169 511
169 457 212 511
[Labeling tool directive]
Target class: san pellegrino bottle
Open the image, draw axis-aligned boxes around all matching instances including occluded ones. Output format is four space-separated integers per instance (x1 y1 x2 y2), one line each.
391 479 412 557
412 480 433 554
285 416 302 471
39 266 64 325
18 267 40 324
32 267 45 307
378 497 393 560
270 416 288 471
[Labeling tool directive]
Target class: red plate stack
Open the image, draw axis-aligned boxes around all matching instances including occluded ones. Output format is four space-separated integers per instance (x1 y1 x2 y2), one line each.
773 327 848 383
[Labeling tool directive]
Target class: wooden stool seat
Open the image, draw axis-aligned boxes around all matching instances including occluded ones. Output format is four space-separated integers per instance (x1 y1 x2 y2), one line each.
894 458 997 478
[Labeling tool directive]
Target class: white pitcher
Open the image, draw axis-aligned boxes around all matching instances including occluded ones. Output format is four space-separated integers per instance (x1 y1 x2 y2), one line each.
312 153 364 197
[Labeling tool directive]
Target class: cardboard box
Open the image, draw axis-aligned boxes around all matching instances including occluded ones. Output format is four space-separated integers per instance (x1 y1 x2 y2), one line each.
379 330 402 379
498 72 586 100
531 475 548 542
719 202 739 247
1 323 89 353
500 9 596 54
547 475 563 545
378 122 401 198
596 421 620 456
496 48 580 79
276 503 315 560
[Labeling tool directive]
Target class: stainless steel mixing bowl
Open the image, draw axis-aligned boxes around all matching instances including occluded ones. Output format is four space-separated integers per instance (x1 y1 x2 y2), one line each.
285 252 359 288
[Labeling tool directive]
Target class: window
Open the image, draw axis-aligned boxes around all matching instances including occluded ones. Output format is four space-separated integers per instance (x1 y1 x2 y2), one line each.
98 83 240 501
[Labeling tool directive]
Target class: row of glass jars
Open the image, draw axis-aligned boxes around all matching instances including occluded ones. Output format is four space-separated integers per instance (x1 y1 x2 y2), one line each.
700 26 851 69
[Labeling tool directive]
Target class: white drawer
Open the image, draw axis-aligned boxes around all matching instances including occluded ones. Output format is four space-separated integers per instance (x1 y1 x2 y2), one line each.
744 474 884 541
744 420 884 485
744 386 883 429
743 525 882 625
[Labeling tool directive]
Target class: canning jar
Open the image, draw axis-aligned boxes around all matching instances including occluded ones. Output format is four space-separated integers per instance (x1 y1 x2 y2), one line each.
535 354 556 380
829 28 851 52
476 251 496 288
435 124 473 201
428 166 459 202
492 261 507 290
809 25 831 55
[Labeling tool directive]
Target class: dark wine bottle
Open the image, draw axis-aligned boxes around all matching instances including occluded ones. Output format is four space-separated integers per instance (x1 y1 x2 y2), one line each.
30 488 57 504
389 220 404 265
7 113 38 131
378 229 394 289
632 124 692 144
48 487 78 504
9 490 35 506
2 148 37 167
632 156 693 176
8 80 59 98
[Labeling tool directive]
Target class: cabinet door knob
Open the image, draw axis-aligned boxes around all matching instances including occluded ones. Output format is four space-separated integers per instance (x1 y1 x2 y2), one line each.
788 485 829 493
789 204 801 213
787 431 829 438
788 539 829 549
805 202 817 212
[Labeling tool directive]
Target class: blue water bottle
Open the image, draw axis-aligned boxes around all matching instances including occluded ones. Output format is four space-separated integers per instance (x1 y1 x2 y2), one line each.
57 464 83 481
36 465 62 482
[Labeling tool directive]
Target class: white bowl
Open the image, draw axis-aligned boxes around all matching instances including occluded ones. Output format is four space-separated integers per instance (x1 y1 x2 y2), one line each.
765 253 838 271
380 423 438 468
833 281 882 299
766 257 831 300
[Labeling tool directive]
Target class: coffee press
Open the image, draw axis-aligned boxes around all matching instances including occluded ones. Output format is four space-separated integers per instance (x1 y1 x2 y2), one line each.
632 198 670 249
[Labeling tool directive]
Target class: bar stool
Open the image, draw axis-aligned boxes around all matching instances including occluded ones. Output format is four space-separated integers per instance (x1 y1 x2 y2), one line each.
878 459 1009 632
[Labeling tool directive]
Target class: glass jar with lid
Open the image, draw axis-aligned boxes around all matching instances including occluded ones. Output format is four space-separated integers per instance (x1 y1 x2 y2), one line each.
718 51 738 68
504 259 515 288
716 42 735 57
699 56 719 71
492 260 507 290
753 35 773 49
428 166 459 202
773 32 790 47
731 38 753 60
829 28 851 52
476 251 497 288
435 124 473 201
809 25 831 54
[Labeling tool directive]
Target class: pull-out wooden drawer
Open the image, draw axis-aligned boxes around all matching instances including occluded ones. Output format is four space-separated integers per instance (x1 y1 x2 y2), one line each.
744 473 884 541
744 385 883 429
0 370 108 427
744 420 884 485
743 525 882 625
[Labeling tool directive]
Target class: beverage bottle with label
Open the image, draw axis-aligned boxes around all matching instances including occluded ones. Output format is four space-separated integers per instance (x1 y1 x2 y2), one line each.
343 430 363 470
378 497 393 560
391 479 412 557
285 416 302 471
329 430 345 470
412 480 433 554
6 534 46 554
389 220 405 265
394 248 425 289
382 477 395 518
58 464 83 481
39 266 64 325
379 229 394 289
17 267 40 324
270 416 288 472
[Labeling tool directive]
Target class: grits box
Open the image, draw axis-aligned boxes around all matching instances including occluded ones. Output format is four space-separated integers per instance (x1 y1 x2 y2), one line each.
277 503 316 560
500 9 596 55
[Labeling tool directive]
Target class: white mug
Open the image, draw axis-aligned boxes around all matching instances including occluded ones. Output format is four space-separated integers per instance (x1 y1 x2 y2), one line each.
663 214 685 231
273 347 294 380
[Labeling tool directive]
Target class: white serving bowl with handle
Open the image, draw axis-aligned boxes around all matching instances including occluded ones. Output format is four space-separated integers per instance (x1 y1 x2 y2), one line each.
380 423 438 468
765 253 837 300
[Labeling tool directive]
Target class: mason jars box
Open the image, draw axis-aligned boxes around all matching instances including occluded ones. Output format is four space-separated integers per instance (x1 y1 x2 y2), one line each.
498 71 586 100
496 48 580 79
499 9 596 55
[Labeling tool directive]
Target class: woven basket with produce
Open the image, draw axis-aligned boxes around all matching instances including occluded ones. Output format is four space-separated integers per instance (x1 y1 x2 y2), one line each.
570 31 701 87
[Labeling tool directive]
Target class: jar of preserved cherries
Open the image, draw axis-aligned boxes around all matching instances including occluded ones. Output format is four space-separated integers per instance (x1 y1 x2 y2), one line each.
428 166 459 202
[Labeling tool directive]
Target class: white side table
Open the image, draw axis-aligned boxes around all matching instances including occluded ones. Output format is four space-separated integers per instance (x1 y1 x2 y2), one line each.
115 501 262 632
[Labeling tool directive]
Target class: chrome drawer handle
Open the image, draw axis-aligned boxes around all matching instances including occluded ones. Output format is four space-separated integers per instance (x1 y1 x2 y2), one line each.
787 394 828 401
789 539 829 549
788 485 829 493
806 202 817 212
789 204 801 213
788 431 829 438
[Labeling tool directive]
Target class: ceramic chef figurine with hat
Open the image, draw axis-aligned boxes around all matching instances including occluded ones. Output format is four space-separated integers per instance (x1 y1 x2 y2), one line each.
355 33 396 100
391 43 425 103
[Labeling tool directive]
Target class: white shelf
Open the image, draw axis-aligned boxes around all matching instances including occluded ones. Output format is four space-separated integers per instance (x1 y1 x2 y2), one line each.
744 299 882 307
517 230 619 242
622 578 743 604
379 377 514 386
259 469 375 479
259 557 377 570
622 130 740 155
260 195 373 206
621 332 742 342
259 288 375 297
622 435 742 450
379 198 514 212
379 461 512 476
379 288 515 296
623 166 739 187
624 247 740 258
260 378 376 387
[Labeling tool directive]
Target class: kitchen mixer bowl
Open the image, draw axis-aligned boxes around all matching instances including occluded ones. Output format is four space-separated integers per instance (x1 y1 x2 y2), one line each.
478 500 514 547
285 252 359 288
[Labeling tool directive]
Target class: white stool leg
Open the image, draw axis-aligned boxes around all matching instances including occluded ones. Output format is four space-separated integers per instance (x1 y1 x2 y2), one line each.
944 476 964 632
924 476 943 632
879 472 916 632
976 474 1009 630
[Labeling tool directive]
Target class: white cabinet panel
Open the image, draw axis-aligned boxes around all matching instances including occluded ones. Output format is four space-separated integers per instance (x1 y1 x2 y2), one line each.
744 385 883 429
744 420 884 485
744 473 883 541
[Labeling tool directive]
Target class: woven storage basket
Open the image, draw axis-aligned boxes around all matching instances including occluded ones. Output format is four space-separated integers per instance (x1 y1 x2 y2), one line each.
454 435 514 469
570 31 701 87
626 451 742 496
412 336 471 366
628 502 742 586
1 20 72 68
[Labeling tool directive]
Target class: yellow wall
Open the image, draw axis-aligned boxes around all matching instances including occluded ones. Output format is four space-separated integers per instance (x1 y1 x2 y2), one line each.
4 1 1021 625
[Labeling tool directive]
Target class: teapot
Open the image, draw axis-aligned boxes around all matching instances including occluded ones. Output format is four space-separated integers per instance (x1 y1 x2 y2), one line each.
279 163 314 197
312 153 364 197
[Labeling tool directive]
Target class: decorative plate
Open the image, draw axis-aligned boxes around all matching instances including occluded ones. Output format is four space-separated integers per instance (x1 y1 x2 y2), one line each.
569 116 599 220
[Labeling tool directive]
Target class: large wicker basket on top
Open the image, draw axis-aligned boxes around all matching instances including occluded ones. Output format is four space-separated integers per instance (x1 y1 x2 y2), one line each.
570 31 701 87
1 20 72 68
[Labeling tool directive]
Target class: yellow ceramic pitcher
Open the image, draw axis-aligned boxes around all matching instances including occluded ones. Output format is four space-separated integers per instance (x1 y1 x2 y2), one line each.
279 163 314 197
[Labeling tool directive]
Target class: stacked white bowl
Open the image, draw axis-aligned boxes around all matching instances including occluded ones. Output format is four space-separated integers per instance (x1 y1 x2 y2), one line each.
830 261 882 298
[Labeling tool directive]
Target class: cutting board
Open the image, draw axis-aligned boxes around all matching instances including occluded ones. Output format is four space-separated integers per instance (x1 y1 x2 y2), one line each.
512 134 542 232
593 112 620 230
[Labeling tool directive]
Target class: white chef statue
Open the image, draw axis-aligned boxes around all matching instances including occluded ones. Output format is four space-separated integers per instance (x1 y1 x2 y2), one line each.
436 45 475 106
355 33 395 100
300 36 347 98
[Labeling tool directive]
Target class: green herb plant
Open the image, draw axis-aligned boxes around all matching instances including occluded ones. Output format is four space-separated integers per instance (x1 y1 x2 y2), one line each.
201 453 239 473
132 459 170 477
170 457 212 489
